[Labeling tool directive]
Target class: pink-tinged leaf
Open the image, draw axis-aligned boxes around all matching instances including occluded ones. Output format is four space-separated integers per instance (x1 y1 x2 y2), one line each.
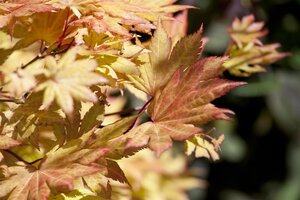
127 57 245 156
225 15 289 76
229 14 268 48
0 135 21 149
0 164 100 200
0 0 56 29
163 10 188 45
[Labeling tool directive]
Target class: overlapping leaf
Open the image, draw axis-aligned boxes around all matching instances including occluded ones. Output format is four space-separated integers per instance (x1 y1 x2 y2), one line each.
35 48 104 115
0 141 110 200
0 116 138 199
224 43 288 77
128 22 202 95
0 0 56 30
1 50 45 98
127 57 244 156
51 0 191 36
116 148 202 200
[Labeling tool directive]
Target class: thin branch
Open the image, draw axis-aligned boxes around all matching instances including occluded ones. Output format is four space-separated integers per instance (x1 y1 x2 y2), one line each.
0 98 24 104
123 97 153 134
104 107 141 117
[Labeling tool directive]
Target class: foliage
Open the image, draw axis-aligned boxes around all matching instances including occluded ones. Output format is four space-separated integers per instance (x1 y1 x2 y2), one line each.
0 0 286 199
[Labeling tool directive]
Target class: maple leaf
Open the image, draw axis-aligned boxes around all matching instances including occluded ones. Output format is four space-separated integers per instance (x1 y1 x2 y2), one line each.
0 140 110 200
163 10 188 45
0 135 21 150
116 148 202 200
35 48 104 115
12 10 69 50
127 57 245 156
225 15 289 77
0 0 56 30
0 164 99 200
185 133 224 161
62 0 190 36
128 22 203 95
1 50 45 98
224 43 288 77
228 15 268 48
0 121 117 200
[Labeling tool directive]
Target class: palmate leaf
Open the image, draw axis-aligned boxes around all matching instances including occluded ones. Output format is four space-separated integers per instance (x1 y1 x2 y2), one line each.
223 43 288 77
225 15 289 77
116 148 202 200
0 164 100 200
1 50 45 98
0 147 110 200
128 22 202 95
0 117 120 200
228 15 268 48
51 0 190 36
127 57 245 156
12 9 68 50
0 128 108 200
0 0 56 30
35 48 104 115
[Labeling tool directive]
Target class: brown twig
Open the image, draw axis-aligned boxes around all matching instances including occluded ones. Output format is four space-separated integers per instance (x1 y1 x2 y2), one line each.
123 97 153 134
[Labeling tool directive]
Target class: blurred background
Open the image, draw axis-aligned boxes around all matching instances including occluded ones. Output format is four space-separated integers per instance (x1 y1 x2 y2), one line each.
177 0 300 200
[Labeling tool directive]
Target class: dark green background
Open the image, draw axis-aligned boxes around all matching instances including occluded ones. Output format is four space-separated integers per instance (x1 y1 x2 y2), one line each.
178 0 300 199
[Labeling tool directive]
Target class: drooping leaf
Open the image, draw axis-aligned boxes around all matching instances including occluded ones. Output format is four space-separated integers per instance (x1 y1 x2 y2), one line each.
127 57 244 156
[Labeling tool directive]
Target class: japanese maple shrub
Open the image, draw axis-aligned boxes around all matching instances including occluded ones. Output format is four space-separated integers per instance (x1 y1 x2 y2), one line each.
0 0 286 199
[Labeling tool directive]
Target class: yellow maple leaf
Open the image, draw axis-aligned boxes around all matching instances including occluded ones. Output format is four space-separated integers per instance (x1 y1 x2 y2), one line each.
36 48 105 115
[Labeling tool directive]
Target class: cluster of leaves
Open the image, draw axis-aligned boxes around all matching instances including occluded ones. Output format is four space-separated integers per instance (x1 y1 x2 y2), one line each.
224 15 288 77
0 0 286 199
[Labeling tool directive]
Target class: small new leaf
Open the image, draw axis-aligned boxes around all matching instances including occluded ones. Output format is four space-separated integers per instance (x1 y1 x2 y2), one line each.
225 15 289 77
